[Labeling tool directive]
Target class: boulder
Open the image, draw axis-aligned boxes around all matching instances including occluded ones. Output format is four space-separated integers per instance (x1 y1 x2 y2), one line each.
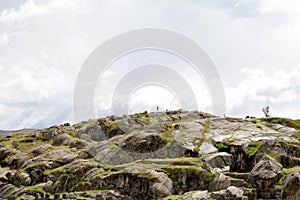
211 186 245 200
209 173 231 191
281 171 300 200
69 139 87 149
53 133 72 146
204 152 233 173
248 155 282 189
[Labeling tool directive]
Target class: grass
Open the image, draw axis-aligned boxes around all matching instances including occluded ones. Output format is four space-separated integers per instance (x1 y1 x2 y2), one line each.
261 117 300 130
292 131 300 142
256 123 263 130
193 118 211 152
245 141 262 156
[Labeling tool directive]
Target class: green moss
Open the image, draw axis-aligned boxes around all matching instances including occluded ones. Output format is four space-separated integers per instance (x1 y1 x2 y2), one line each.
193 118 211 152
261 117 300 130
216 142 228 151
266 153 279 160
282 166 300 174
245 141 262 156
203 172 215 188
292 131 300 142
170 157 202 166
256 123 263 130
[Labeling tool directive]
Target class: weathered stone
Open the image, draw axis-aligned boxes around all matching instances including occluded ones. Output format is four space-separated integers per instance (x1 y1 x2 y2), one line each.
204 152 233 173
248 155 282 189
69 139 87 149
209 173 231 191
281 171 300 200
53 133 71 146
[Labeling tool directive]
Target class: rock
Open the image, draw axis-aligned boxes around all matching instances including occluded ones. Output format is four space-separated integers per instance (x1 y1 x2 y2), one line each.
209 173 231 191
45 128 58 141
122 132 167 153
248 155 282 189
211 186 245 200
200 142 218 154
79 122 107 142
0 181 22 198
281 171 300 199
226 186 244 198
31 144 52 156
6 171 31 186
53 133 71 146
204 152 233 173
181 190 213 199
69 139 87 149
0 148 31 169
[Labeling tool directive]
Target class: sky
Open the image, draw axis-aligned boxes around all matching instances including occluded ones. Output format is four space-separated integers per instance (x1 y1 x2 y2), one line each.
0 0 300 130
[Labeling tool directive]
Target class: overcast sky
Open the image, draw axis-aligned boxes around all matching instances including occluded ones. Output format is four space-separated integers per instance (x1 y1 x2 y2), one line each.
0 0 300 130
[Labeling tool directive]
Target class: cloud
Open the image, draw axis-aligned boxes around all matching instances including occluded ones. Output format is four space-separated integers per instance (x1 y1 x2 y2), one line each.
226 68 300 118
0 0 300 129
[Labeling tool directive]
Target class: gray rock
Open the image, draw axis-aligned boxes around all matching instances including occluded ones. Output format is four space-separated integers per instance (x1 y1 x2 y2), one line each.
204 152 233 173
181 190 213 200
45 128 58 141
53 133 71 146
248 155 282 189
209 173 231 191
281 171 300 200
69 139 87 149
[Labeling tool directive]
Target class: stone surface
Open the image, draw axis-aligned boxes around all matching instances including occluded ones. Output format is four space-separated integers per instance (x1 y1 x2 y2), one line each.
248 155 282 189
281 171 300 200
204 152 233 173
0 110 300 199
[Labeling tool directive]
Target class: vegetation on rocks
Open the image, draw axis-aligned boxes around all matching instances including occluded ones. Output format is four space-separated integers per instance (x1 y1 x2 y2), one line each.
0 110 299 199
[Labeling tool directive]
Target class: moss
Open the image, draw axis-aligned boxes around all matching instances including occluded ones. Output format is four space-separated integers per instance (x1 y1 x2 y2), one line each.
161 195 181 200
245 141 262 156
266 153 279 161
160 125 175 145
282 166 300 174
261 117 300 130
256 123 263 130
170 157 202 166
292 131 300 142
163 165 202 175
203 172 215 188
193 118 211 152
216 142 228 151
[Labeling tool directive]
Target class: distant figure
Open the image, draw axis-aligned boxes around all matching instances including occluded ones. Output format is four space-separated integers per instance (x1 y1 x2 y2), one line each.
156 106 159 112
262 106 270 118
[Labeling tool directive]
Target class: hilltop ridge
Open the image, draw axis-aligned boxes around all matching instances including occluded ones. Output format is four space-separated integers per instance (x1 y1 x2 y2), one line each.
0 110 300 199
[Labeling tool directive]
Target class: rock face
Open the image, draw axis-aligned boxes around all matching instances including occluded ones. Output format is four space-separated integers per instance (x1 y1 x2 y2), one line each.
248 155 282 189
281 172 300 199
0 110 300 199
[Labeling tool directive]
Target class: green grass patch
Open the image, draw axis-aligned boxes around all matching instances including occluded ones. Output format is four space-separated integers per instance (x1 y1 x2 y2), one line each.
292 131 300 142
193 118 211 152
245 141 262 156
256 123 263 130
261 117 300 130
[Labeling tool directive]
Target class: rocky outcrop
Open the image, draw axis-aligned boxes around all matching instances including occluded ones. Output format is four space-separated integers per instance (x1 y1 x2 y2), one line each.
281 171 300 199
248 155 282 190
0 110 300 199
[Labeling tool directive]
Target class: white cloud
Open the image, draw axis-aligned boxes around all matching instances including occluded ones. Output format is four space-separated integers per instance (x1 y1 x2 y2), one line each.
0 0 300 129
226 68 300 118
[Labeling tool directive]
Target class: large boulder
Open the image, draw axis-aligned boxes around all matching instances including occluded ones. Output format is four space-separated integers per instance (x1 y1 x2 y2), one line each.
208 173 231 192
248 155 282 189
281 172 300 200
204 152 233 173
53 133 72 146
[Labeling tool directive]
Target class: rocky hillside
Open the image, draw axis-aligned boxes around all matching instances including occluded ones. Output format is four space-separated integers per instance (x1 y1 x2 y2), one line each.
0 110 300 199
